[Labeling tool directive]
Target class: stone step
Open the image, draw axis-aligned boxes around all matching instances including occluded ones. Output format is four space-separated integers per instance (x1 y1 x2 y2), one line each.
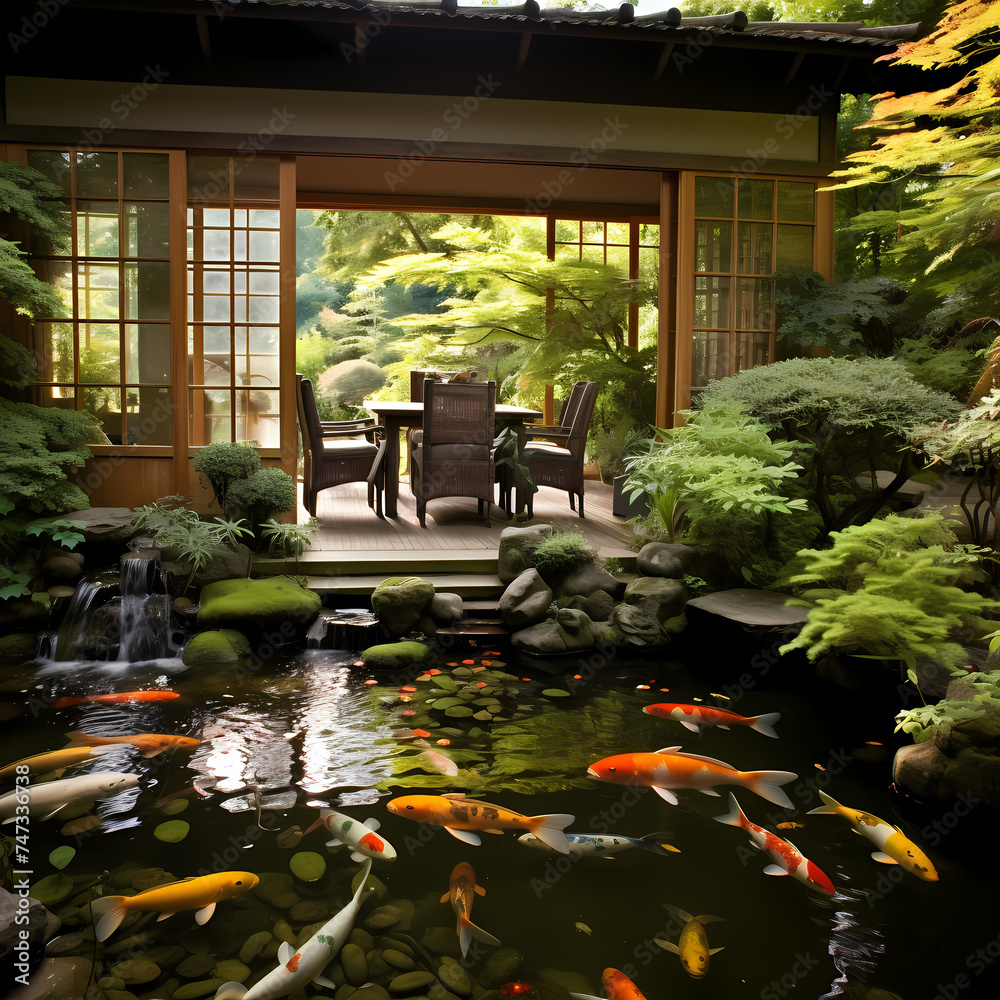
302 572 505 599
252 548 500 578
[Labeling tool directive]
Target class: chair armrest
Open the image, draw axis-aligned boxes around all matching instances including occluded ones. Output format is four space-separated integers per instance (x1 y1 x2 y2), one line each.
321 423 385 441
527 426 571 442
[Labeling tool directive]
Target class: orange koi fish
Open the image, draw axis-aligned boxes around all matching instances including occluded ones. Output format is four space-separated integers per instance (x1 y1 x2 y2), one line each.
386 793 575 854
587 747 797 808
440 862 500 958
570 969 649 1000
715 793 835 894
90 870 259 941
643 703 780 739
52 691 180 709
0 745 119 782
66 731 200 758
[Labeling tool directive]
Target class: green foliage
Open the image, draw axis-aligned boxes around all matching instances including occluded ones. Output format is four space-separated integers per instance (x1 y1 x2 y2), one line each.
262 516 319 573
317 359 387 411
227 468 298 519
623 401 810 582
0 565 33 602
0 334 37 389
777 512 998 681
591 416 649 482
911 386 1000 465
895 671 1000 742
772 266 911 355
893 335 985 401
530 530 595 581
192 442 261 513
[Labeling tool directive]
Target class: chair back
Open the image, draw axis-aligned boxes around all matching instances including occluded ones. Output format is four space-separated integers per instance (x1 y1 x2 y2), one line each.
295 374 324 456
557 381 589 430
564 381 598 460
409 369 480 402
422 378 495 453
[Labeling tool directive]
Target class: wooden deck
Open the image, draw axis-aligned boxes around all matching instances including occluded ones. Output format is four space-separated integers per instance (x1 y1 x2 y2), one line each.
254 477 636 598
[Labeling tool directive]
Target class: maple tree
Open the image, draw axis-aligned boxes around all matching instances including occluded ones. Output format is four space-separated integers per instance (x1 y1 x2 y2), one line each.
833 0 1000 324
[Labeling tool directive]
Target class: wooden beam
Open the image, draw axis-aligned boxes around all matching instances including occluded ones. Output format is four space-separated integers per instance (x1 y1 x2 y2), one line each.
783 51 805 86
652 42 675 83
656 172 678 429
195 13 211 60
517 32 532 70
278 155 298 485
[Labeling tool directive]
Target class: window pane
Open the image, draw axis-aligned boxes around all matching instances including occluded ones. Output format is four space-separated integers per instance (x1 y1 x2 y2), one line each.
734 278 773 329
581 221 604 242
79 325 120 384
76 152 118 198
249 326 279 353
694 276 730 328
125 262 170 320
777 181 815 222
639 223 659 248
695 176 733 217
692 331 729 387
738 179 773 220
250 209 280 228
124 153 169 199
695 221 732 272
77 203 119 258
580 244 604 265
737 222 773 274
248 270 279 295
555 219 578 242
606 222 630 243
776 225 814 269
204 295 232 322
191 388 232 444
27 150 71 196
736 332 771 372
238 389 279 446
606 245 629 274
35 322 74 382
78 264 120 319
249 229 279 262
125 388 173 445
188 156 230 203
126 324 171 384
126 202 171 257
204 228 231 261
638 246 659 287
34 260 74 318
248 295 279 323
242 354 279 386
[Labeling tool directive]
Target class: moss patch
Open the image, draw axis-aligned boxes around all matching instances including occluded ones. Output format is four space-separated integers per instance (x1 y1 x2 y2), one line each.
182 629 250 667
197 577 321 634
358 641 433 670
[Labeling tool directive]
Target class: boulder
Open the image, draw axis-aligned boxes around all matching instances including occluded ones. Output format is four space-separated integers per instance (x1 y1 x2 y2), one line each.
557 559 621 600
636 541 697 578
511 609 595 655
499 569 553 629
580 590 616 623
62 507 138 544
162 543 252 592
0 632 38 665
371 577 436 638
40 553 84 582
623 577 686 624
359 641 434 671
197 577 322 636
429 593 464 626
182 629 251 667
0 888 60 986
497 524 555 585
613 604 671 647
892 741 951 800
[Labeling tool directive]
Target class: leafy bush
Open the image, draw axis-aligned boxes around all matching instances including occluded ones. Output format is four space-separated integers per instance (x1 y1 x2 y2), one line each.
895 672 1000 742
317 359 387 411
777 513 999 683
530 530 595 580
228 468 297 521
192 442 261 514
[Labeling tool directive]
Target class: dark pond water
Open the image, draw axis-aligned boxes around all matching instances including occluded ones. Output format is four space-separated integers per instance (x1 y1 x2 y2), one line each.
0 631 993 1000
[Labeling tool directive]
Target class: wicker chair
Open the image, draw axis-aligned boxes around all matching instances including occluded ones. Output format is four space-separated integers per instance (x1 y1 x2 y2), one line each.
411 378 496 528
295 373 387 517
521 380 598 517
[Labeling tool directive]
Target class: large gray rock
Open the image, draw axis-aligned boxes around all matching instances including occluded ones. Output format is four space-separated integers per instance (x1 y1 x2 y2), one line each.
430 593 464 626
623 577 687 624
613 604 671 647
499 569 553 629
62 507 138 544
1 887 60 981
497 525 555 585
558 559 621 600
162 542 252 591
580 590 616 623
511 608 595 655
636 541 697 578
371 577 436 638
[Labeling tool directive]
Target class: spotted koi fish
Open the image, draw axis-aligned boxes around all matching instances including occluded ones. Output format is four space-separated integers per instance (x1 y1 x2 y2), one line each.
306 808 397 863
807 789 938 881
715 793 835 894
643 703 781 738
386 793 574 854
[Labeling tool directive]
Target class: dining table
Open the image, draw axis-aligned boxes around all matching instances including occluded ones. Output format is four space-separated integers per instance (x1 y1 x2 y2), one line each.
364 398 543 519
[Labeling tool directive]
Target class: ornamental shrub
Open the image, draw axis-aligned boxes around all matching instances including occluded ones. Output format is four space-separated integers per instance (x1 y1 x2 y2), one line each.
228 468 297 522
530 530 595 582
192 441 261 514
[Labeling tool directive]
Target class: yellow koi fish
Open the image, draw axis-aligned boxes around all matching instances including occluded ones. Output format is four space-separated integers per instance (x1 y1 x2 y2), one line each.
807 789 938 881
655 904 724 979
90 871 259 940
0 745 119 782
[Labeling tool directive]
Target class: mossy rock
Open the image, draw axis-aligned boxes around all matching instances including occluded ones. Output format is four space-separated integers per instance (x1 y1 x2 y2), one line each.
0 631 38 664
182 629 250 667
197 577 322 634
359 641 434 671
371 577 436 638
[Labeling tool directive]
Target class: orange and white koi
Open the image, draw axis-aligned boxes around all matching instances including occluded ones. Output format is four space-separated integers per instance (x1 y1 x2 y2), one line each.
715 793 835 894
441 861 500 958
655 904 724 978
386 793 574 854
643 703 780 739
807 789 938 881
570 969 649 1000
305 808 397 863
587 747 797 808
66 731 200 758
91 870 259 941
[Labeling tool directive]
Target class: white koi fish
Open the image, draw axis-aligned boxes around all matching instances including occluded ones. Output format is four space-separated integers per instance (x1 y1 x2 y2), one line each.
715 793 835 894
215 858 374 1000
0 772 138 822
517 831 679 859
807 789 938 881
305 808 397 863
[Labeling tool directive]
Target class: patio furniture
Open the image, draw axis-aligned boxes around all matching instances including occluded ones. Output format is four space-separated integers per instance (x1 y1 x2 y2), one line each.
411 378 496 528
524 381 590 447
296 373 387 517
364 398 542 519
521 380 599 517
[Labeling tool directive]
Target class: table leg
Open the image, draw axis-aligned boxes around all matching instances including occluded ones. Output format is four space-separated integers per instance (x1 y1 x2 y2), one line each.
383 417 402 518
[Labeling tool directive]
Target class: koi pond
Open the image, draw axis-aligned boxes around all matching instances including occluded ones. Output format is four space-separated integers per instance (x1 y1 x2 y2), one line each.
0 631 991 1000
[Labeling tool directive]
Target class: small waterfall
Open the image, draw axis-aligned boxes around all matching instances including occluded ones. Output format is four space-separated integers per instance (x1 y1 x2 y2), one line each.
117 551 173 662
51 568 120 661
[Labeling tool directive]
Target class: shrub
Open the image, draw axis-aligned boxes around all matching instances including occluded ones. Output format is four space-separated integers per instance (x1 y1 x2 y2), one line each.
192 441 261 514
317 359 387 410
530 530 595 581
228 468 297 521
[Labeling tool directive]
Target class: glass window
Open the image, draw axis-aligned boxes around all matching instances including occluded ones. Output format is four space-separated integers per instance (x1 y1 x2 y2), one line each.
777 181 815 222
695 221 732 272
695 176 733 217
776 225 814 269
738 179 773 220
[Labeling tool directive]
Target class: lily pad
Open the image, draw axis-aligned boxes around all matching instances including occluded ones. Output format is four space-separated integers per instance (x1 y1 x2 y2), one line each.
290 851 327 882
444 706 475 718
542 688 571 698
277 825 304 849
429 697 463 711
30 872 74 906
48 846 76 870
161 798 189 816
154 820 190 843
433 676 459 692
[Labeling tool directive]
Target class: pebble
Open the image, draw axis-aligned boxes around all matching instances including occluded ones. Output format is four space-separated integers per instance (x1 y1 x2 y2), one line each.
366 951 392 980
290 899 331 922
46 932 86 954
337 986 360 1000
177 953 217 978
480 949 524 988
382 948 416 971
98 977 126 990
273 919 297 945
365 905 403 930
350 928 375 952
427 985 464 1000
255 872 295 903
389 971 437 994
271 891 303 910
376 934 417 960
341 942 370 985
239 930 272 964
110 958 160 984
131 867 175 892
354 985 392 1000
174 979 226 999
213 959 251 982
437 958 473 998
